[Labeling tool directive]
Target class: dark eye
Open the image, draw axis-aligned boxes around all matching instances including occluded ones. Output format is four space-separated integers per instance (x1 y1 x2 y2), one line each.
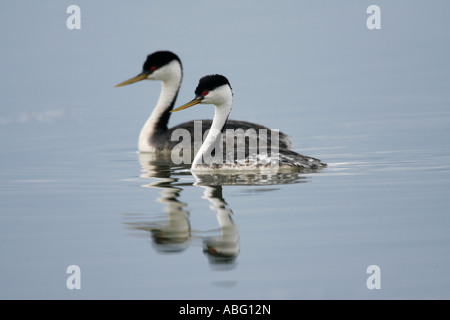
202 91 208 96
150 66 156 71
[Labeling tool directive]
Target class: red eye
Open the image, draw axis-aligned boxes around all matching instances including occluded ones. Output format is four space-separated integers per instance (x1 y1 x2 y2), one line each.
150 66 156 71
202 91 208 96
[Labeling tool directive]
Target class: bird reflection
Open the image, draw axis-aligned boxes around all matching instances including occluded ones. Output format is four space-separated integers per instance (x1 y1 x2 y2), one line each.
199 184 239 269
123 152 308 269
124 153 191 253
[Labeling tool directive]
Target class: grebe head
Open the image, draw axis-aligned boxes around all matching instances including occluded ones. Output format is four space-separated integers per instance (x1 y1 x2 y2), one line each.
171 74 232 112
115 51 182 87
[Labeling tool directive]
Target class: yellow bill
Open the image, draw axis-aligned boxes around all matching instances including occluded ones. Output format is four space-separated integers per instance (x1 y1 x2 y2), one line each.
170 98 202 113
115 73 148 87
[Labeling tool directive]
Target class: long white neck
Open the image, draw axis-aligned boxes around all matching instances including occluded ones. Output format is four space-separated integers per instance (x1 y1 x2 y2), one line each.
138 63 182 152
192 98 232 168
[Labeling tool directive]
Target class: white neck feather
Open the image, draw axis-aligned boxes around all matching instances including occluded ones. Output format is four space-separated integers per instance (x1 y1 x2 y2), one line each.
138 61 182 152
192 87 232 168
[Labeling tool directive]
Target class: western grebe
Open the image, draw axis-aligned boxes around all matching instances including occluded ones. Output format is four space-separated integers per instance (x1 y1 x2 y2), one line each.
115 51 291 152
171 74 327 172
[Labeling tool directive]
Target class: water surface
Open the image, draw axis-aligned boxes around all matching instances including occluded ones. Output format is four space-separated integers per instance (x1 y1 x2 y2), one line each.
1 1 450 299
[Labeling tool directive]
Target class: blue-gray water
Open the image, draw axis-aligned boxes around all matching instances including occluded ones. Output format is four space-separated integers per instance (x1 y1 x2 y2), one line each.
1 1 450 299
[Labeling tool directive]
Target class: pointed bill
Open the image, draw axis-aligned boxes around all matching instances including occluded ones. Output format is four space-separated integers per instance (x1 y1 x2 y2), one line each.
115 72 148 87
170 98 202 113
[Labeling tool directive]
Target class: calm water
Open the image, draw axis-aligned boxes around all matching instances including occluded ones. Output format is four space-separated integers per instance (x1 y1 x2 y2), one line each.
1 1 450 299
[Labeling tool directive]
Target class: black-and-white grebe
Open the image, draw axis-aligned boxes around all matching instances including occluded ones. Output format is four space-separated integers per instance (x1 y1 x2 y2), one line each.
115 51 291 153
171 74 327 172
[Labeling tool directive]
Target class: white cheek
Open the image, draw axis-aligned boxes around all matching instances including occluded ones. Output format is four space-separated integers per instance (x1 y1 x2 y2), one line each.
147 68 165 80
202 85 231 105
151 60 182 81
201 96 213 104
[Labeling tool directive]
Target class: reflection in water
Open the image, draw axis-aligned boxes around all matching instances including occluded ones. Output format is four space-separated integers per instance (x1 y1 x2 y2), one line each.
123 153 191 253
200 184 239 269
123 152 311 269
